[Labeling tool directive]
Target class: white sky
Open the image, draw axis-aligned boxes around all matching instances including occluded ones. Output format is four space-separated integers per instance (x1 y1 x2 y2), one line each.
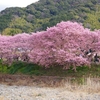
0 0 39 11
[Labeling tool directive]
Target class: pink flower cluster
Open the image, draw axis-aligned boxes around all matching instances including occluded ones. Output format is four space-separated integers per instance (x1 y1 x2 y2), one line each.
0 21 100 71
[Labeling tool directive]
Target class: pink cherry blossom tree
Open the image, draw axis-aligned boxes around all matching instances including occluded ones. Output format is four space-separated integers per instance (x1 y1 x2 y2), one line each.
28 21 100 71
0 21 100 71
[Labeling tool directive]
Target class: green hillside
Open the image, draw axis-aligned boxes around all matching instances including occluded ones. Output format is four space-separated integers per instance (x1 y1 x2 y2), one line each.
0 0 100 35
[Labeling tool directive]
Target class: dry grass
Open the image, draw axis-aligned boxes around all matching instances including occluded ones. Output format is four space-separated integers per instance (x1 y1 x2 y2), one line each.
79 77 100 93
0 74 100 93
63 77 100 93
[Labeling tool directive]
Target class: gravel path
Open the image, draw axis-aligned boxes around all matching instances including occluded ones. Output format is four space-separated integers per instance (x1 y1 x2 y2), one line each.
0 84 100 100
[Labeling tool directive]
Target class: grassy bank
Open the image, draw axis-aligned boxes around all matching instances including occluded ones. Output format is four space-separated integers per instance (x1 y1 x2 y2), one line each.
0 62 100 93
0 61 100 78
0 62 100 77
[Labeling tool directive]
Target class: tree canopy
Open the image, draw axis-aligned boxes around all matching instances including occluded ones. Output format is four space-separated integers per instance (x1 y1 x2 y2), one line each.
0 0 100 35
0 21 100 71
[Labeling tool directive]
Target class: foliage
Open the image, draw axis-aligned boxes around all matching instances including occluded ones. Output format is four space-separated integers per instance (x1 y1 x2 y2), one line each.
0 14 12 33
2 28 22 35
8 61 43 75
0 0 100 34
0 62 100 78
84 5 100 30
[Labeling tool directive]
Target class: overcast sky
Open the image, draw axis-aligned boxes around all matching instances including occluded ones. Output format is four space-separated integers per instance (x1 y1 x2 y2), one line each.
0 0 39 11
